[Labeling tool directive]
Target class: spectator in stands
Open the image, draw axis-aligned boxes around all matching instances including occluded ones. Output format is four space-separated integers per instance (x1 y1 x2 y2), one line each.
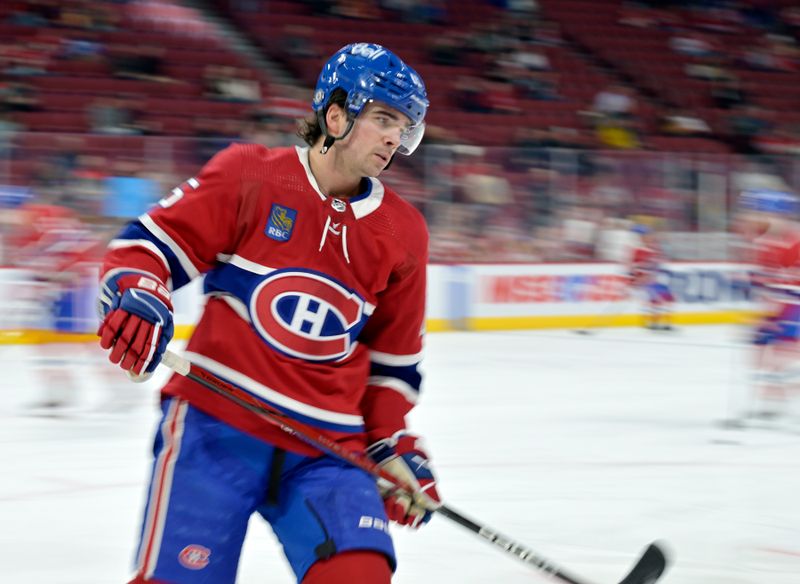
203 65 262 103
589 84 640 150
591 84 637 120
508 126 560 171
503 0 540 17
618 4 662 29
7 0 64 26
725 104 771 154
58 37 106 63
240 110 285 149
428 32 467 67
466 19 516 56
586 170 633 218
507 40 551 72
753 124 800 156
529 20 564 47
782 6 800 38
0 80 40 112
87 97 146 136
659 109 712 137
111 45 170 83
383 0 448 24
740 34 799 73
281 25 319 60
452 152 513 236
0 110 22 157
685 57 735 82
519 165 558 231
330 0 381 20
561 206 601 260
710 75 748 110
453 75 492 113
515 69 561 101
669 29 720 59
417 123 461 146
53 1 118 31
484 79 521 114
0 38 55 77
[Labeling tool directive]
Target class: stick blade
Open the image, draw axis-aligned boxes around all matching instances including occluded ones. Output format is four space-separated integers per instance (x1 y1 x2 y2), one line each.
616 543 669 584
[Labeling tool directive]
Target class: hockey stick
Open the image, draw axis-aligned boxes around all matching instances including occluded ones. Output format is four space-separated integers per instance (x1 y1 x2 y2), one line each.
160 349 668 584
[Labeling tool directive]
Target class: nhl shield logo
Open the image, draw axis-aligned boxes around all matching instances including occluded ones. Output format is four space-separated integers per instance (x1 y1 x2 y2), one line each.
266 204 297 242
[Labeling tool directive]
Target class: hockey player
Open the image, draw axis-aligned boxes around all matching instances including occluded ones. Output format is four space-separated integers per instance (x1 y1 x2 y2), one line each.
737 188 800 418
97 43 439 584
628 225 675 331
7 198 102 410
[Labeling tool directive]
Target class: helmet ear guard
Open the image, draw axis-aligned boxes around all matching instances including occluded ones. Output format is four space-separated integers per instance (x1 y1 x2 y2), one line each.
313 43 429 156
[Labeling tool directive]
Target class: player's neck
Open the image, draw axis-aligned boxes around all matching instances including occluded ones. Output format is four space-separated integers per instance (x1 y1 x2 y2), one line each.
308 145 361 199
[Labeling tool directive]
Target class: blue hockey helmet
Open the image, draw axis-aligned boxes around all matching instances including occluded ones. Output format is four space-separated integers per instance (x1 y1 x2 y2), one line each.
739 188 800 216
312 43 429 155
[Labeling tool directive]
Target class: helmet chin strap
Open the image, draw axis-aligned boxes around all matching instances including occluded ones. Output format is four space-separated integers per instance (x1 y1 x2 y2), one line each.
318 111 356 154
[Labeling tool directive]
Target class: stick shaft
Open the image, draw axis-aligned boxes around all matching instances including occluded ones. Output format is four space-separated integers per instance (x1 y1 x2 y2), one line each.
159 350 630 584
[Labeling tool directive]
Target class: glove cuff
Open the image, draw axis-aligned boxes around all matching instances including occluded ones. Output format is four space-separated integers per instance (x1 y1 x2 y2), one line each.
99 269 172 317
366 430 412 462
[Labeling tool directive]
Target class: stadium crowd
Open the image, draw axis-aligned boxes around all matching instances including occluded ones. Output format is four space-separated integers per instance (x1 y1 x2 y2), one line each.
1 0 799 264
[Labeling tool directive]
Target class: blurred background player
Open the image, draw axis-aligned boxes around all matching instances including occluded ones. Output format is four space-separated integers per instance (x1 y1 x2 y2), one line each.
97 43 440 584
5 192 103 412
736 188 800 420
627 224 675 331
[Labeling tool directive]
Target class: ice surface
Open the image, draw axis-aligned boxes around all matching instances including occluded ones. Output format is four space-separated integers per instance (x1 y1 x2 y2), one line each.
1 325 798 583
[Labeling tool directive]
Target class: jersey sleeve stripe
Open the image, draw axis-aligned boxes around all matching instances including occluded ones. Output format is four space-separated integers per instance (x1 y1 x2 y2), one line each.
366 375 419 405
112 220 193 289
369 349 424 367
107 238 171 275
369 361 422 392
139 213 201 282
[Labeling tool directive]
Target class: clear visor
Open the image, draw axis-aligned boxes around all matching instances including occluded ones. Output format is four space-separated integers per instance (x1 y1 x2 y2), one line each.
397 121 425 156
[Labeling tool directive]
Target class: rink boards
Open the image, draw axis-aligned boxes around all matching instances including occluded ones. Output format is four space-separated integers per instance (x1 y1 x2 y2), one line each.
425 262 755 332
0 262 756 343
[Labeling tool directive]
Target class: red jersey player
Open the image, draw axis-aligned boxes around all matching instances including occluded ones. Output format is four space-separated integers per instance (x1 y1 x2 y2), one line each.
97 43 438 584
628 225 675 331
8 199 102 410
737 188 800 418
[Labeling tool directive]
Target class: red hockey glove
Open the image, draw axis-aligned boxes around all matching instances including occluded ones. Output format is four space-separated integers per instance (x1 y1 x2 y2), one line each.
366 432 440 528
97 271 174 378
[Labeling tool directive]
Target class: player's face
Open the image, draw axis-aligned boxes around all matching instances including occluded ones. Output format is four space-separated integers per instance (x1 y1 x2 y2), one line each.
735 211 772 238
344 101 414 176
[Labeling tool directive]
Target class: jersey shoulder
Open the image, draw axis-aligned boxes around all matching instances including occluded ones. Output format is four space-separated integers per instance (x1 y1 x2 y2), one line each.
366 181 429 262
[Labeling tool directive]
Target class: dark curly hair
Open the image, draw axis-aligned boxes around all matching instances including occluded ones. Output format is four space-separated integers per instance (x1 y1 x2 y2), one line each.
297 88 348 147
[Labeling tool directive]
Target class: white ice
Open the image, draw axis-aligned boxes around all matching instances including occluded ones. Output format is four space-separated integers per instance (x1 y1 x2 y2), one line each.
1 325 799 584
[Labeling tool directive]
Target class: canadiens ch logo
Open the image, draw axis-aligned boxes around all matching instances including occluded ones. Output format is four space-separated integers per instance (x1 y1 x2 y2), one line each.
249 269 368 361
266 203 297 242
178 544 211 570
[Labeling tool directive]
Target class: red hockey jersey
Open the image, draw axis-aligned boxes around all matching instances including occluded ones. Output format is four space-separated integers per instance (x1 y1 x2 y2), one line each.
629 245 662 286
102 144 429 455
11 203 100 278
751 226 800 298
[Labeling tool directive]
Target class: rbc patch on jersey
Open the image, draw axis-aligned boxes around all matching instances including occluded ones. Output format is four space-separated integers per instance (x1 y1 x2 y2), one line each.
266 204 297 242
